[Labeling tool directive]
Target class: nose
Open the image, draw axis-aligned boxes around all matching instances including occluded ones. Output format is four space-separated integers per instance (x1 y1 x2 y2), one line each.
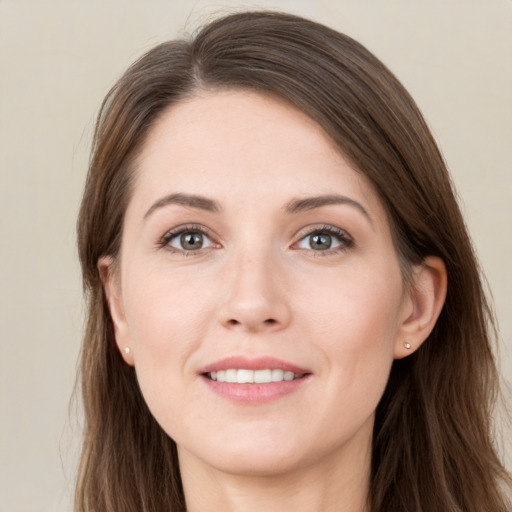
217 251 292 333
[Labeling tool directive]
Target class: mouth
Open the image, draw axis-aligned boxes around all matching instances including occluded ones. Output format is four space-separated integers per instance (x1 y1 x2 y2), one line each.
199 356 311 402
205 369 306 383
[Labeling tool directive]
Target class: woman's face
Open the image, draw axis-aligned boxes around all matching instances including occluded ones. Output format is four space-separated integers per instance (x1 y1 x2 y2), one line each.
105 89 416 477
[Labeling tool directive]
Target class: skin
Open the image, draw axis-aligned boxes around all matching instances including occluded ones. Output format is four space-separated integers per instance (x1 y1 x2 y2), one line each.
101 89 447 512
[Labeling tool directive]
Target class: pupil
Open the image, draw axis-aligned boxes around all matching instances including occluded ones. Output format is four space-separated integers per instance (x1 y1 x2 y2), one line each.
311 233 331 250
181 232 203 250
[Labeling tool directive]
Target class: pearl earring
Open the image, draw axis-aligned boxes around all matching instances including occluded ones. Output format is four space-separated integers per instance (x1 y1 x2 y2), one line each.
404 342 411 350
124 347 131 354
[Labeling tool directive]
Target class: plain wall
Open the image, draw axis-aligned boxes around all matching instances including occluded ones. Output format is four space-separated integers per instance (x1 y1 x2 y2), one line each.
1 1 511 510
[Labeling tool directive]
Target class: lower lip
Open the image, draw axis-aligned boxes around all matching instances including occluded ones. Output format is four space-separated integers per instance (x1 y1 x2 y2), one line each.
201 375 310 403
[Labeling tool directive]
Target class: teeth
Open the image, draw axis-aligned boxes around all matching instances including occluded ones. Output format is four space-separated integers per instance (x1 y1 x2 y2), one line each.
254 369 272 383
271 369 284 382
238 369 254 383
209 369 303 383
284 371 295 381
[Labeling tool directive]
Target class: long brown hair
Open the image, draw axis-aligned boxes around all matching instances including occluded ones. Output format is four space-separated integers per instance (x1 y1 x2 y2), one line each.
76 11 510 511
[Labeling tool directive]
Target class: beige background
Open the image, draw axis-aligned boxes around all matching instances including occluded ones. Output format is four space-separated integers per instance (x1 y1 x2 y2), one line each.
1 1 511 510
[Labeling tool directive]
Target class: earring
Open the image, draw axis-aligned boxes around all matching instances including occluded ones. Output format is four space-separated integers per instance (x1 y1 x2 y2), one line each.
124 347 131 354
404 342 412 350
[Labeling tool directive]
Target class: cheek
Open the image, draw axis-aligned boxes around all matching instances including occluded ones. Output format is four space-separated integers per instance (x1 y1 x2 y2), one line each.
121 270 213 433
299 261 403 398
123 265 213 353
301 260 404 346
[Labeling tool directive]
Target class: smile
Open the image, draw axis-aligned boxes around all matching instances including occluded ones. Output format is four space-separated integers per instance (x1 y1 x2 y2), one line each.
207 369 304 383
200 356 311 402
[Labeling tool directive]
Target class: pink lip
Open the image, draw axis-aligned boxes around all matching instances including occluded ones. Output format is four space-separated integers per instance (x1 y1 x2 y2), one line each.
199 356 312 404
199 356 310 374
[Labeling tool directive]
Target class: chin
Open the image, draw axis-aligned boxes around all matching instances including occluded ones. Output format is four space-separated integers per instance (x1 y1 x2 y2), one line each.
177 427 325 478
205 450 306 478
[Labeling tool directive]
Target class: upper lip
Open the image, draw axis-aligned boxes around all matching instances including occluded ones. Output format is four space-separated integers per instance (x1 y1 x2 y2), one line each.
199 356 310 375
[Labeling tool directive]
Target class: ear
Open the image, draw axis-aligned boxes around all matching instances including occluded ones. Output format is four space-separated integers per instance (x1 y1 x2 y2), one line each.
394 256 447 359
98 256 134 366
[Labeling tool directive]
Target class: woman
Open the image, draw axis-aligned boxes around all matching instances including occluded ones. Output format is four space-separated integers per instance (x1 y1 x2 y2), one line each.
75 11 510 512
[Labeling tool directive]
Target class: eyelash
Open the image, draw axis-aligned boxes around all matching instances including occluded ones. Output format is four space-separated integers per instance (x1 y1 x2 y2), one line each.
296 225 354 257
158 224 216 256
158 224 354 257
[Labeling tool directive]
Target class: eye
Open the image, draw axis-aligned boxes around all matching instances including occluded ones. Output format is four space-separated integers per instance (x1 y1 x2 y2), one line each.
160 225 217 254
295 225 353 253
171 231 209 251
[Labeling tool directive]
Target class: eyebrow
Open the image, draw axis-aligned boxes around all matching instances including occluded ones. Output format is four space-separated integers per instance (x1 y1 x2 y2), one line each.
144 192 372 226
284 194 373 226
144 193 222 219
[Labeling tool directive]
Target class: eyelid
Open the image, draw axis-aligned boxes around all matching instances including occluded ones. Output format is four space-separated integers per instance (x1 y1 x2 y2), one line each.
159 224 220 254
158 223 354 256
291 224 354 254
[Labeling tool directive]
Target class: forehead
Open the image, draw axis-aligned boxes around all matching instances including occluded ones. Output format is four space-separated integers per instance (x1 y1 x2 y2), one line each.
136 88 342 168
129 89 383 220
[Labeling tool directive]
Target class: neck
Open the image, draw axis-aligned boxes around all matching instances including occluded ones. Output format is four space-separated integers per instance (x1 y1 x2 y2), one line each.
179 430 372 512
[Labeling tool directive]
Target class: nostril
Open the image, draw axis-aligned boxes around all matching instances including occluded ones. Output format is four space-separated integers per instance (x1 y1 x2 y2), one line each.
225 318 277 327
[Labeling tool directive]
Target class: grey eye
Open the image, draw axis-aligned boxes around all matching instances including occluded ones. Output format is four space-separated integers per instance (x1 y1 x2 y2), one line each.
168 231 214 251
181 232 203 250
309 233 332 250
297 231 342 251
